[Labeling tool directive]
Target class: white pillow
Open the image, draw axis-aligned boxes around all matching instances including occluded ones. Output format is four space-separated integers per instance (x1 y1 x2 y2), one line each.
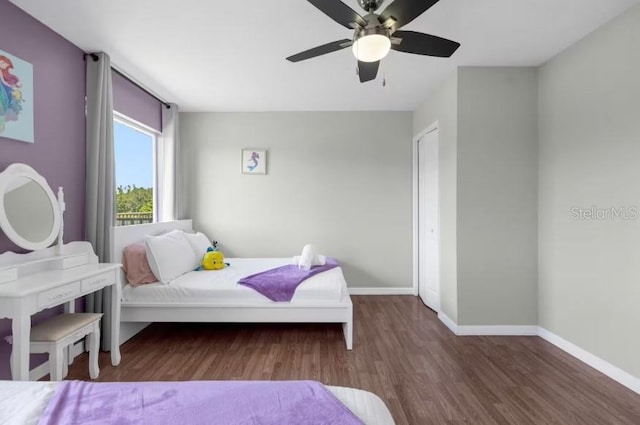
144 229 200 284
183 232 212 257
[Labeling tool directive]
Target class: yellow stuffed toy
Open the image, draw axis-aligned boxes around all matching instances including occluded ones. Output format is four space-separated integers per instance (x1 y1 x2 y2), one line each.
201 248 227 270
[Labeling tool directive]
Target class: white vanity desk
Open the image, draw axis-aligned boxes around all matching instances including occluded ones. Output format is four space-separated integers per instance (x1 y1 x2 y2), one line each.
0 163 121 381
0 243 121 381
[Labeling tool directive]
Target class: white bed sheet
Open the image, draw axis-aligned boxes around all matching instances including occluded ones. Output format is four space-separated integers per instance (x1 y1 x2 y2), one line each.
329 385 396 425
0 381 57 425
122 258 348 305
0 381 394 425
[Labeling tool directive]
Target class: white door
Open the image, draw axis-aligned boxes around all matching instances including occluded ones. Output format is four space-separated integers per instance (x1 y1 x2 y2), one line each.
418 129 440 311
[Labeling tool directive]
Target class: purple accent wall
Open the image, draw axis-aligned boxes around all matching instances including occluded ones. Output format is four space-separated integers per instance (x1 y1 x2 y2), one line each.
0 0 86 379
113 71 162 132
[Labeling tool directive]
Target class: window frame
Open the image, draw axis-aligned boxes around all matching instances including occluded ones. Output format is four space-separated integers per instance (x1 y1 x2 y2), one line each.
113 111 160 224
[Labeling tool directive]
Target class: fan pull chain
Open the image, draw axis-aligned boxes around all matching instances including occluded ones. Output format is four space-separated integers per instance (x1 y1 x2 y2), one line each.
355 40 360 76
381 60 386 87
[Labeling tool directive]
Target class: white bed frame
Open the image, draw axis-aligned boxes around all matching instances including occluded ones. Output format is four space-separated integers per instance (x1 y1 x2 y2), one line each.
112 220 353 349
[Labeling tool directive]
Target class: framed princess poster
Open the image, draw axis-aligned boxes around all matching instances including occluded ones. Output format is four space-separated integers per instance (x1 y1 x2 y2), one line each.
0 49 34 144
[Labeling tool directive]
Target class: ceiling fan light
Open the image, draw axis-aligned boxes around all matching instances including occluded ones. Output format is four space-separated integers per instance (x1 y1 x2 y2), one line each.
352 34 391 62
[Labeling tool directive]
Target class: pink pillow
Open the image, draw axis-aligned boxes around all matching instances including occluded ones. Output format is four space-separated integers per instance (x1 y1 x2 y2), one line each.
122 243 158 286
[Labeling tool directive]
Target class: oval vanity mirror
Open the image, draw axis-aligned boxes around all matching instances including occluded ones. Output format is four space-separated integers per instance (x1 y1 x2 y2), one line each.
0 164 61 251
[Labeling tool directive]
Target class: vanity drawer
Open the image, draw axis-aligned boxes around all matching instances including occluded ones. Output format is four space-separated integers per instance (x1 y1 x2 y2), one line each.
38 282 80 309
81 271 115 292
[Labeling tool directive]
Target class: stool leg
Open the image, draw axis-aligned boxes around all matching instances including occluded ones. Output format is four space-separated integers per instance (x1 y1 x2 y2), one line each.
50 349 63 381
64 301 76 370
67 345 74 367
62 349 69 378
88 324 100 379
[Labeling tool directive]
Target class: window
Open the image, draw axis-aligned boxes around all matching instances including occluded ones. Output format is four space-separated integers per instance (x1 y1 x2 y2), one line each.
114 113 157 226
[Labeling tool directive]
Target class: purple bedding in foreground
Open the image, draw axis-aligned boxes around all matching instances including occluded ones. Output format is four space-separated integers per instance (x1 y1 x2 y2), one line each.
38 380 364 425
237 258 340 302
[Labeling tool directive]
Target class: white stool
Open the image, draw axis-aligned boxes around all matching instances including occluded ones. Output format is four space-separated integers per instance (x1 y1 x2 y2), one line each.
29 313 103 380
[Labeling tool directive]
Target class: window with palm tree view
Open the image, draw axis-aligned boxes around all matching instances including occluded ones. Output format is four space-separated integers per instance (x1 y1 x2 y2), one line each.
114 117 156 226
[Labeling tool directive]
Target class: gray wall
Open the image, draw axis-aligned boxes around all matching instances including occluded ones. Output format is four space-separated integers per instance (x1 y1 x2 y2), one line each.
413 72 459 322
457 67 539 326
412 67 538 326
539 5 640 377
180 112 413 288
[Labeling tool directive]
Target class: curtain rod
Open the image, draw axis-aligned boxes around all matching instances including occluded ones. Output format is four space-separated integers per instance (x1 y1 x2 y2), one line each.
83 53 171 109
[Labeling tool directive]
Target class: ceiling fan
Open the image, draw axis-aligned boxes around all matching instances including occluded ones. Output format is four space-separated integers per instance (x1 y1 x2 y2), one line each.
286 0 461 83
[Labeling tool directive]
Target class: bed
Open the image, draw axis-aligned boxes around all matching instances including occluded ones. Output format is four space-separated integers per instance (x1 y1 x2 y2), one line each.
112 220 354 349
0 380 395 424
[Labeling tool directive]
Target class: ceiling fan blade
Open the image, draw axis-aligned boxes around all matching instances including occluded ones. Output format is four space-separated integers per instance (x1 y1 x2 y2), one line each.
358 61 379 83
392 30 460 57
379 0 440 29
287 39 353 62
307 0 368 29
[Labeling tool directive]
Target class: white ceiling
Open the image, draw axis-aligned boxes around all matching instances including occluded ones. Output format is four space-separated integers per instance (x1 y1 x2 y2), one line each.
12 0 639 111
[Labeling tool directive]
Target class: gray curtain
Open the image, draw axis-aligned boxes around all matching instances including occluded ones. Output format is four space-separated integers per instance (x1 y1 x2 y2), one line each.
85 52 115 351
159 103 184 221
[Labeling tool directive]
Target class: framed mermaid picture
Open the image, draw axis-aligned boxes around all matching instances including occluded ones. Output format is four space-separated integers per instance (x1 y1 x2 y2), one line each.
0 49 34 144
241 148 267 175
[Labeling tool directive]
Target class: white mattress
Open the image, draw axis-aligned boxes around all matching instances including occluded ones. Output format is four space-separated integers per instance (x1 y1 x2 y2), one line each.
122 258 348 305
0 381 394 425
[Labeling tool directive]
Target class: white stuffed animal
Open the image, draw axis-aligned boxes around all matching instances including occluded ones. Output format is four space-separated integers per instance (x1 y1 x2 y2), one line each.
298 244 316 271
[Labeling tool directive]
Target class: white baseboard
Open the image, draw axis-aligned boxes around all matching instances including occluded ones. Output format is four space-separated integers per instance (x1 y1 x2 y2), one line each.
436 315 639 395
30 340 85 381
119 322 151 345
437 313 537 336
456 325 539 336
539 327 640 395
348 287 415 295
437 312 458 334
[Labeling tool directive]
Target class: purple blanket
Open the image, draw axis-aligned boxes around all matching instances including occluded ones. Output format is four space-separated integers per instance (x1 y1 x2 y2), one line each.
238 258 339 302
38 380 363 425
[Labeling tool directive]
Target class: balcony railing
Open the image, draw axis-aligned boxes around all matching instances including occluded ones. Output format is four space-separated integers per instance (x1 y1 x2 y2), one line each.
116 212 154 226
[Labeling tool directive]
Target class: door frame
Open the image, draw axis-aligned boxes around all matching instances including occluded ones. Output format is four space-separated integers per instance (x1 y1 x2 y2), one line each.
412 121 441 311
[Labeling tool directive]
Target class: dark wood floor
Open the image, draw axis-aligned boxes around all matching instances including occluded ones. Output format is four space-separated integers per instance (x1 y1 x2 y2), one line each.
66 296 640 425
